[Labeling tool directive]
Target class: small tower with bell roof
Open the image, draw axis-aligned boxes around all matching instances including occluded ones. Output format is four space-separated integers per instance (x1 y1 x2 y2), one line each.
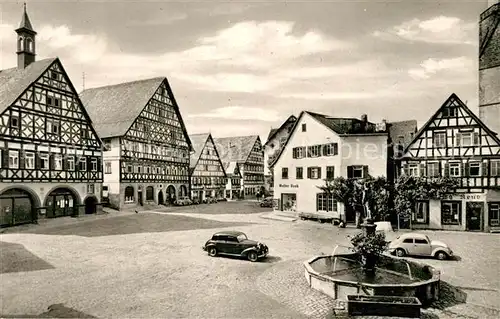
15 3 37 69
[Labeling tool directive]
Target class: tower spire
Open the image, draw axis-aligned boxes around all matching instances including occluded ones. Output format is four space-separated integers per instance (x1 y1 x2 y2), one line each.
15 2 37 68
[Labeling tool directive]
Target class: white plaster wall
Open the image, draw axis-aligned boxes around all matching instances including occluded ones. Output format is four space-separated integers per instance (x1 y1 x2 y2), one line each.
273 113 342 213
103 137 121 194
340 135 388 178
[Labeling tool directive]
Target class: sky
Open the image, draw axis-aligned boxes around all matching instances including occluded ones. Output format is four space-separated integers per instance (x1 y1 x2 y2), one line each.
0 0 492 143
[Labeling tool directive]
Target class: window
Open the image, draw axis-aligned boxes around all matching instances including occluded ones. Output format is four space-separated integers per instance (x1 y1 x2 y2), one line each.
441 201 461 225
490 160 500 176
408 163 419 177
79 157 87 171
296 167 303 179
316 193 337 212
125 186 135 203
326 166 335 179
427 162 440 177
347 165 366 179
47 120 61 136
458 132 472 147
403 238 413 244
9 150 19 169
307 167 321 179
415 238 428 244
433 132 446 148
50 71 58 80
468 161 481 177
449 162 461 177
89 158 97 172
127 165 132 173
307 145 321 157
10 116 19 128
281 168 288 179
292 147 306 159
46 95 60 107
323 143 338 156
87 184 95 194
25 152 35 169
105 162 112 174
442 107 456 117
489 202 500 226
301 123 306 132
54 154 63 170
413 201 429 224
68 156 75 171
135 166 142 174
40 153 49 170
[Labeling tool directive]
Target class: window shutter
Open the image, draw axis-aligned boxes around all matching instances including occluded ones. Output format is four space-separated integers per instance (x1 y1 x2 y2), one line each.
438 162 442 177
87 157 92 172
347 166 353 178
321 145 327 156
334 143 338 155
98 157 102 172
482 161 488 176
1 149 7 168
444 163 449 177
362 165 369 178
419 163 426 177
307 167 311 178
49 154 55 170
318 167 322 179
64 156 69 170
292 148 297 159
19 150 25 169
455 133 461 147
473 132 480 145
35 153 41 169
307 147 311 157
462 162 468 177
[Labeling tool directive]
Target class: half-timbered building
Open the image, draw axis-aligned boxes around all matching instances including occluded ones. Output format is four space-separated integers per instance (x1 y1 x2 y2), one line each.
264 115 297 193
223 161 243 200
189 133 227 202
400 94 500 232
214 135 265 199
0 6 103 227
80 77 192 210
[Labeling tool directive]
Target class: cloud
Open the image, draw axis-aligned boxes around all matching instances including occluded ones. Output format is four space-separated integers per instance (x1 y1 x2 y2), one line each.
125 12 188 26
277 91 380 100
408 56 474 79
188 106 281 121
373 16 476 45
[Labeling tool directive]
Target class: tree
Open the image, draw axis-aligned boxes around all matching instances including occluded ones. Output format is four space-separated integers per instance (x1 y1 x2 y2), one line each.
394 175 458 220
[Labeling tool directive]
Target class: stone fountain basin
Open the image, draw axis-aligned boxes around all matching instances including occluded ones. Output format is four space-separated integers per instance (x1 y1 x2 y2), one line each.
304 253 440 305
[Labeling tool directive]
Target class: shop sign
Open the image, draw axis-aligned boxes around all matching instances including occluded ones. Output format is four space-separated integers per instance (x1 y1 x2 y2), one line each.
442 193 485 201
278 184 299 188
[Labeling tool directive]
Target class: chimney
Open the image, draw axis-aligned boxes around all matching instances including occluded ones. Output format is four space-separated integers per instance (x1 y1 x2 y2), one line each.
360 114 368 122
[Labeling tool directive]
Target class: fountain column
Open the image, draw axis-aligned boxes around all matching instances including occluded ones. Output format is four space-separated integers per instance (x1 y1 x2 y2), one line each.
361 218 378 274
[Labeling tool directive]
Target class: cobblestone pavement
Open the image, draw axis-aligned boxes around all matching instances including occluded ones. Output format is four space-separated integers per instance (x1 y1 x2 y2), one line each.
1 206 499 319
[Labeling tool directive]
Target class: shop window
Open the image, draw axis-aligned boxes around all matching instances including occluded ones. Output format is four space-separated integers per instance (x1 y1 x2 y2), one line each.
441 201 461 225
316 193 337 212
124 186 135 203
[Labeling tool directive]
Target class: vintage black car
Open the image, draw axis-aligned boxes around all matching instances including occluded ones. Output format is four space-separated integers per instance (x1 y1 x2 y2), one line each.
202 231 269 262
260 196 274 208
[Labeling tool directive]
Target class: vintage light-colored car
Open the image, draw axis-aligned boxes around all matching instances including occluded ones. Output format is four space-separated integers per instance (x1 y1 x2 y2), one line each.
387 232 453 260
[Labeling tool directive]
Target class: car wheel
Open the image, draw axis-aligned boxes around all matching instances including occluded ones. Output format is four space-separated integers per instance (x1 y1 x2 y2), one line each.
208 247 217 257
435 251 448 260
395 248 406 257
247 251 258 262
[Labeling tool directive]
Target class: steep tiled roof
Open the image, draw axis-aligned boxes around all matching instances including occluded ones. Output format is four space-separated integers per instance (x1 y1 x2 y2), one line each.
0 58 56 115
387 120 418 147
80 77 164 138
189 133 210 169
213 135 259 165
264 115 297 146
306 111 380 135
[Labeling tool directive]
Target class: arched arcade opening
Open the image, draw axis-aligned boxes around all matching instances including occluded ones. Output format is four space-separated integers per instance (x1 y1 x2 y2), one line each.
45 188 80 218
0 188 38 227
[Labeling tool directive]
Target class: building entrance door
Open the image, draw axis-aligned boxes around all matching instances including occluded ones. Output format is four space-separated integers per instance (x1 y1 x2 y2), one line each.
466 202 483 231
281 193 296 212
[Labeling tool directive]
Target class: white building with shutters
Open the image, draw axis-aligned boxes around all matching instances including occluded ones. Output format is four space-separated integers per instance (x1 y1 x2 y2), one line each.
270 111 390 223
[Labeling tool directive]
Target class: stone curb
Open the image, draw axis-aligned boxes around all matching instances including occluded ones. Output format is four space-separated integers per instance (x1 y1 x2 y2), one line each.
260 213 297 222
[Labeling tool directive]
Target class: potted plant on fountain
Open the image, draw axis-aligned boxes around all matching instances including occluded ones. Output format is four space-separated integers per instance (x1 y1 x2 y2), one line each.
349 219 387 274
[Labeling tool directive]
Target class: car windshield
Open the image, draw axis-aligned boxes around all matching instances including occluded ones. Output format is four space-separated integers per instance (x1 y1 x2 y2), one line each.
236 234 247 242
